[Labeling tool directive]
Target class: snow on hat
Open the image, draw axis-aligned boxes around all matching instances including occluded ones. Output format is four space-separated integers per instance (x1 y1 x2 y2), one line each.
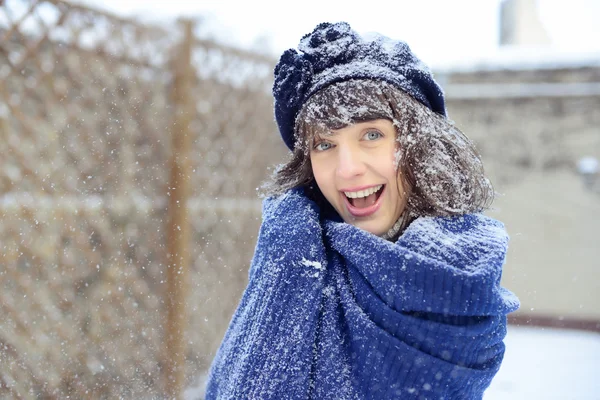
273 22 447 151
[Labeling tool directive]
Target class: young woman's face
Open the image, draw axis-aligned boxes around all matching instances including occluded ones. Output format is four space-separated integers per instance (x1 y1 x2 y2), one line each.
310 119 408 236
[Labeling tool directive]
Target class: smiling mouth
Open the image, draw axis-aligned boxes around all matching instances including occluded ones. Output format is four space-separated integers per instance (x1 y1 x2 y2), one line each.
344 185 385 209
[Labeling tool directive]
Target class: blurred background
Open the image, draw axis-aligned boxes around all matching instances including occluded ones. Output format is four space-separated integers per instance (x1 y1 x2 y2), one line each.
0 0 598 399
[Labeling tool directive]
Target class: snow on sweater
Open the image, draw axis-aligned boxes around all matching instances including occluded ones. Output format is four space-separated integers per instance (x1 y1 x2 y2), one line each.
205 188 520 399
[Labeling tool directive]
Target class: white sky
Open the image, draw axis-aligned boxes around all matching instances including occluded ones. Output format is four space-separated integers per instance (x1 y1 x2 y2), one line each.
78 0 600 67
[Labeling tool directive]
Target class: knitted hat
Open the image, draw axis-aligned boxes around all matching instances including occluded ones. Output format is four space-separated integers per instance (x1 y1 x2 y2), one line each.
273 22 447 151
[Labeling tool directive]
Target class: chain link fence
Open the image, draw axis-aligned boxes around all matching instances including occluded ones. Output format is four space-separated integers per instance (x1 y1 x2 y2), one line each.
0 0 287 398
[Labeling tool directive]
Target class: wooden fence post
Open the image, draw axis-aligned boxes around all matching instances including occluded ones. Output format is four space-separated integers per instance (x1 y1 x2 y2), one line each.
165 18 195 400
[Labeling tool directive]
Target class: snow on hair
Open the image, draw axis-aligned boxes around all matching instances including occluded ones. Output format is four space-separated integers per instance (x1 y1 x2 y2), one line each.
262 79 493 218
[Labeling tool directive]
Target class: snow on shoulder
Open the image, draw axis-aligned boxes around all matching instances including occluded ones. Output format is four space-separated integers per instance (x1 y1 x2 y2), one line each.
399 213 509 274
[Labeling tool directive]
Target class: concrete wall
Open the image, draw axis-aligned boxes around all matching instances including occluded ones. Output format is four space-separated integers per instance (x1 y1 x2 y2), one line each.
440 64 600 321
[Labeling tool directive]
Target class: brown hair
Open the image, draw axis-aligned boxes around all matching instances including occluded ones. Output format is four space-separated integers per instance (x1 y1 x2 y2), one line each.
262 79 493 221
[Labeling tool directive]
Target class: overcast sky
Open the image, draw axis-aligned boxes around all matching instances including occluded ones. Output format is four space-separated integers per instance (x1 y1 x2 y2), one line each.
79 0 600 67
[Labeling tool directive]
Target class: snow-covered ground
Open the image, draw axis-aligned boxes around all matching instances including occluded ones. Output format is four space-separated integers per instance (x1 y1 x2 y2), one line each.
186 325 600 399
485 326 600 399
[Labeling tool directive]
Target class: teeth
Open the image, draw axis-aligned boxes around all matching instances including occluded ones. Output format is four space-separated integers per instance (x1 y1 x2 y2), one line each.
344 185 382 199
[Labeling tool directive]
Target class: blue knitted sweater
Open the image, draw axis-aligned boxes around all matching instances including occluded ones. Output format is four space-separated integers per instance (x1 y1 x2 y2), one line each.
205 189 519 399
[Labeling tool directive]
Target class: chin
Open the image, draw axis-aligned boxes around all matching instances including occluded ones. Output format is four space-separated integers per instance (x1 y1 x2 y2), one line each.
346 218 388 237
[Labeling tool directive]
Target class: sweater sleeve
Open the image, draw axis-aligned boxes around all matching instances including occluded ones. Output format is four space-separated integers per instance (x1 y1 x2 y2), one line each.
346 263 512 398
326 213 520 398
333 213 520 317
204 192 327 400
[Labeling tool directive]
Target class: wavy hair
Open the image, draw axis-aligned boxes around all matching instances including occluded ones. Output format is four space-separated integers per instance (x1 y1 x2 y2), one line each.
262 79 493 222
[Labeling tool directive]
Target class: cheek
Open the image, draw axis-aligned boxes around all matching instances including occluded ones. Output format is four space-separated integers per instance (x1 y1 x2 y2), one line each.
310 159 329 193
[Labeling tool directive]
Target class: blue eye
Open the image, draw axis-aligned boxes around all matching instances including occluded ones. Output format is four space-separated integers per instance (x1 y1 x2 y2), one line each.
314 141 332 151
365 130 382 141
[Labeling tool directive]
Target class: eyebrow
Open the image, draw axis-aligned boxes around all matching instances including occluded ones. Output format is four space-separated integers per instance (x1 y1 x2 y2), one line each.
311 128 337 141
312 120 389 141
316 131 338 138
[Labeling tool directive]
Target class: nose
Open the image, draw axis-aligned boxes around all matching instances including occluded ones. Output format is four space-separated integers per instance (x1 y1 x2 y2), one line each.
336 143 366 180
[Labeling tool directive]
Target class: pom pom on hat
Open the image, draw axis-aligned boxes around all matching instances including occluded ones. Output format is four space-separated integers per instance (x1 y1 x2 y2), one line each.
273 22 447 151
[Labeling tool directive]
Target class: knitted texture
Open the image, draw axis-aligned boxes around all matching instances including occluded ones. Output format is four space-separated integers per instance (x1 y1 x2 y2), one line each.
273 22 447 150
205 189 520 400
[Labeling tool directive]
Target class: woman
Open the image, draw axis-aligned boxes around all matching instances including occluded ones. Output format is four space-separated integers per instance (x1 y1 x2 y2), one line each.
205 22 519 399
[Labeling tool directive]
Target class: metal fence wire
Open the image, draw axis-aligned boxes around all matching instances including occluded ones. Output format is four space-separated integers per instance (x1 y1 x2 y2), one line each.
0 0 287 398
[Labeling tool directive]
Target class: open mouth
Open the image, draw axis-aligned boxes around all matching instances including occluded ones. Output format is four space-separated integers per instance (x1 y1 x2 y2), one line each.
344 184 385 209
